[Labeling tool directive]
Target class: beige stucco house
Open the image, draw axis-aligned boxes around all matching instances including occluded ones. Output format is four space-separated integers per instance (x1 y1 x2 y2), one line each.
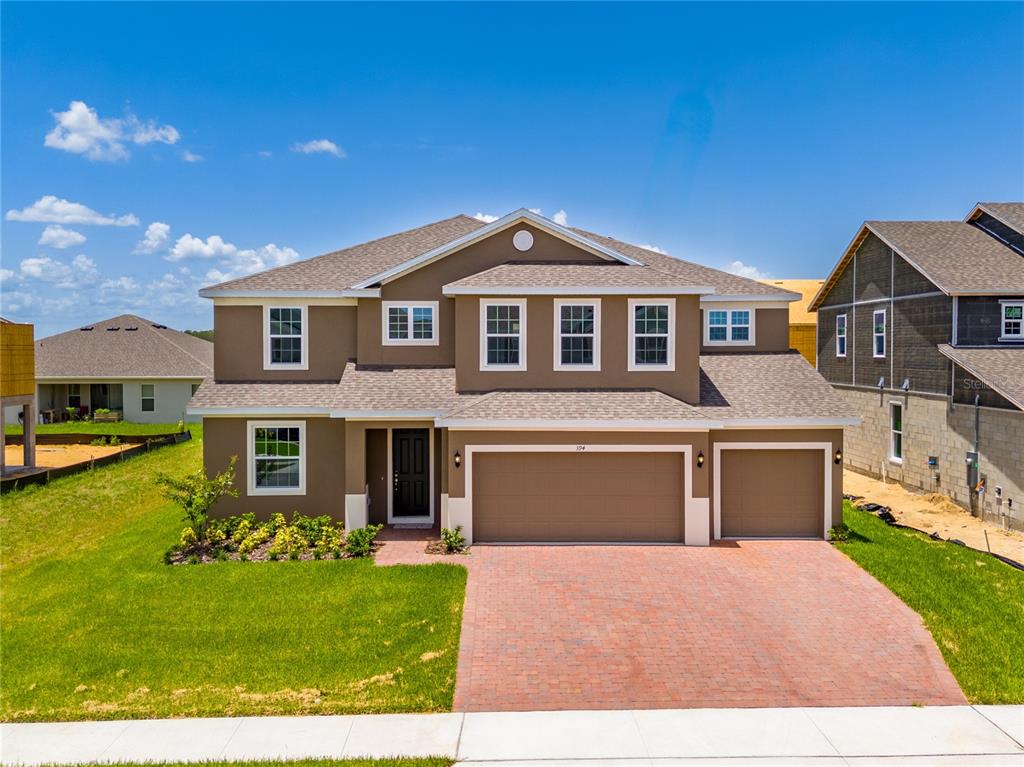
190 209 857 545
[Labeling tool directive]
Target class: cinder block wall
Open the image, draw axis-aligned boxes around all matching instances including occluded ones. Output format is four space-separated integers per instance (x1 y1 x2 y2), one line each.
839 388 1024 531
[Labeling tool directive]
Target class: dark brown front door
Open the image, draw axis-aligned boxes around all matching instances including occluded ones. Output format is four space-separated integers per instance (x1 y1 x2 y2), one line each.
393 428 430 517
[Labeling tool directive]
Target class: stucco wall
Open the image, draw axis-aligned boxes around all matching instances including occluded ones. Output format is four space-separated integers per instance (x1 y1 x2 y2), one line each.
837 387 1023 530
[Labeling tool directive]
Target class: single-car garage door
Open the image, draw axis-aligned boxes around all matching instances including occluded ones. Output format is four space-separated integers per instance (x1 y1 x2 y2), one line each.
720 449 824 538
473 451 683 542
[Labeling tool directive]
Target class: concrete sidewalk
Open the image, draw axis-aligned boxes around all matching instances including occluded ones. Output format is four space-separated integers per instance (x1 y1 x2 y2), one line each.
1 705 1022 766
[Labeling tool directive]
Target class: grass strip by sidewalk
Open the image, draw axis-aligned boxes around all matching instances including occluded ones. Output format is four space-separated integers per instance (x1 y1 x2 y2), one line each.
836 501 1024 704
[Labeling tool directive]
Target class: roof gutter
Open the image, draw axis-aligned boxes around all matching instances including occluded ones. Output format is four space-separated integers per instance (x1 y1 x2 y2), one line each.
442 285 717 296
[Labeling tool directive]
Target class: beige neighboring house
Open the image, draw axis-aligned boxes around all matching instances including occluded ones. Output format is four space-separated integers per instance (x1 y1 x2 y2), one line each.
36 314 212 424
190 208 858 545
760 279 823 366
1 317 37 474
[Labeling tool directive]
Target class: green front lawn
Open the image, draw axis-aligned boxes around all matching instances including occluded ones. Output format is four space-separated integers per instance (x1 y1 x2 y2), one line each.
1 429 467 722
4 422 186 436
836 502 1024 704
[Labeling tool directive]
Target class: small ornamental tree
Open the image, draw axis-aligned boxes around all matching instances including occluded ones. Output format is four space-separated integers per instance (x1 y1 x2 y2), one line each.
157 456 238 541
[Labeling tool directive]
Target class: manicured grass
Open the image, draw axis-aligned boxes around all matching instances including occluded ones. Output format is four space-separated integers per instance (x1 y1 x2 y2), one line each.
4 421 187 436
836 502 1024 704
1 429 467 722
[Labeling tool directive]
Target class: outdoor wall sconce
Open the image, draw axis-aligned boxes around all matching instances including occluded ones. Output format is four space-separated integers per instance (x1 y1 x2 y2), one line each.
834 449 843 465
696 450 705 468
454 450 462 469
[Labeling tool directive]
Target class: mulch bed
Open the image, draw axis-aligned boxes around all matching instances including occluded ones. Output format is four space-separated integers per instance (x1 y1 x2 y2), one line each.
424 541 471 556
167 539 380 565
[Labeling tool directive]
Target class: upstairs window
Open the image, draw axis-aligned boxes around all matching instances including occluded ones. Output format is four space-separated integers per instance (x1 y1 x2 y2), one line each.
836 314 847 357
555 300 600 370
629 299 675 371
248 421 305 495
873 310 886 358
264 306 307 370
481 300 526 370
705 308 754 345
382 301 439 346
1001 301 1023 340
141 383 155 412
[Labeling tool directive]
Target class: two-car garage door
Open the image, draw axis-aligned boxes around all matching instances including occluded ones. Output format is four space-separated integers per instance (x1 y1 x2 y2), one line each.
473 451 683 542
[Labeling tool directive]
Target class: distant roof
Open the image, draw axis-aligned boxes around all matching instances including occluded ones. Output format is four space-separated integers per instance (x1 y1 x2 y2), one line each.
200 210 796 300
759 280 823 324
443 262 714 294
810 216 1024 311
972 202 1024 233
937 345 1024 411
35 314 213 379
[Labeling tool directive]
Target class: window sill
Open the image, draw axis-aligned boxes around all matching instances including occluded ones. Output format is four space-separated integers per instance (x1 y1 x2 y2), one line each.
997 337 1024 343
263 363 309 371
704 340 755 347
480 365 526 372
553 364 601 372
248 487 307 497
888 457 903 466
382 338 439 347
628 364 675 372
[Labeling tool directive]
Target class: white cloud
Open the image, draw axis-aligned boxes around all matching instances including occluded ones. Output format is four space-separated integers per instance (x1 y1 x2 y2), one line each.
38 225 86 249
99 276 139 291
257 150 273 158
528 208 542 215
167 233 237 262
0 268 15 283
637 243 668 255
44 100 179 161
6 196 139 226
725 260 771 280
134 222 171 254
551 209 568 226
290 139 345 158
181 149 203 163
14 254 97 289
472 212 499 223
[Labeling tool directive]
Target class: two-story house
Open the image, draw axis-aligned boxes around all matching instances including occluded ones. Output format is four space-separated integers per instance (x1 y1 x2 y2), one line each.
810 202 1024 531
189 209 856 545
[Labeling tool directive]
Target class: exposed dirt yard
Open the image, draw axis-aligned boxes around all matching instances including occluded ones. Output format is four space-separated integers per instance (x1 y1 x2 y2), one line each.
4 442 125 474
844 469 1023 563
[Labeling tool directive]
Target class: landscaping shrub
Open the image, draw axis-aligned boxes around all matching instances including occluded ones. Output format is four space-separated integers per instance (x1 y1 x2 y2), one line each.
89 437 108 446
828 523 852 543
344 524 383 557
156 455 238 541
440 525 467 553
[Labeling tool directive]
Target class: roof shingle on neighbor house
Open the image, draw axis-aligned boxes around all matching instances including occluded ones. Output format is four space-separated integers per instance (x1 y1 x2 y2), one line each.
937 344 1024 411
973 202 1024 234
35 314 213 379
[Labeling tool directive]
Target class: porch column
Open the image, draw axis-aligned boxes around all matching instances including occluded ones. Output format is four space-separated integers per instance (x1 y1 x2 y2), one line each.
1 402 6 474
23 399 36 468
343 421 368 530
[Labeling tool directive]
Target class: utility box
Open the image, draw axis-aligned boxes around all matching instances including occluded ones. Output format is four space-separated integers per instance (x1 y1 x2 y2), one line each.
965 451 979 488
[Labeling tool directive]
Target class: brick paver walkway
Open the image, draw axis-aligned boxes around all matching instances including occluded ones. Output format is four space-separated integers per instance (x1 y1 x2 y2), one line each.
448 541 965 711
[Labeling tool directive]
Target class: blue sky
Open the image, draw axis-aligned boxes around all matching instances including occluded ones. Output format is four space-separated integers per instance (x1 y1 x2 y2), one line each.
2 1 1022 337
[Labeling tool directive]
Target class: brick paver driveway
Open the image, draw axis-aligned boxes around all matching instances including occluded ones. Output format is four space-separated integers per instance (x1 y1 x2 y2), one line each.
452 541 965 711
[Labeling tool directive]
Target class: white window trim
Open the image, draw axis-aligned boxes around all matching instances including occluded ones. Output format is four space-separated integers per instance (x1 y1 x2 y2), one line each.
246 420 307 496
628 298 675 372
381 300 440 346
553 299 601 371
889 400 903 465
872 309 886 359
140 382 156 413
999 299 1024 341
703 305 756 346
836 313 847 358
480 298 527 371
263 305 309 371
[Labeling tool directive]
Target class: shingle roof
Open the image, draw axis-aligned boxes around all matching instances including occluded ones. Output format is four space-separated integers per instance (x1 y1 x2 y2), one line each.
442 388 703 423
975 202 1024 234
443 262 711 292
36 314 213 379
937 345 1024 411
188 381 338 410
200 212 798 299
334 363 460 413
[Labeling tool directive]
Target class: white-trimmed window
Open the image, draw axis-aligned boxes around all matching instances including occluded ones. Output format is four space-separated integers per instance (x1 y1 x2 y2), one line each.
889 401 903 464
873 309 886 358
191 383 200 397
141 383 155 412
68 383 81 409
705 307 754 345
264 306 308 370
629 298 675 371
836 314 847 357
1001 301 1023 340
481 299 527 370
382 301 439 346
247 421 306 495
554 300 600 370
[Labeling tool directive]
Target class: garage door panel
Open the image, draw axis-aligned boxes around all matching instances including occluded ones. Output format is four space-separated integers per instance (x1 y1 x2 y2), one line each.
474 452 683 542
721 449 823 538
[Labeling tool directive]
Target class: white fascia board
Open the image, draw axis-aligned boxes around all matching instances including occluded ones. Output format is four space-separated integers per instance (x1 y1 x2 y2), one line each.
353 209 642 289
701 294 798 305
198 288 380 299
188 407 332 417
39 375 207 382
329 409 446 419
949 289 1024 296
716 417 862 428
443 285 716 296
435 418 721 430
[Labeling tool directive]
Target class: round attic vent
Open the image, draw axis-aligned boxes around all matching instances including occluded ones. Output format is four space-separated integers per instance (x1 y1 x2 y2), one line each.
512 229 534 252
